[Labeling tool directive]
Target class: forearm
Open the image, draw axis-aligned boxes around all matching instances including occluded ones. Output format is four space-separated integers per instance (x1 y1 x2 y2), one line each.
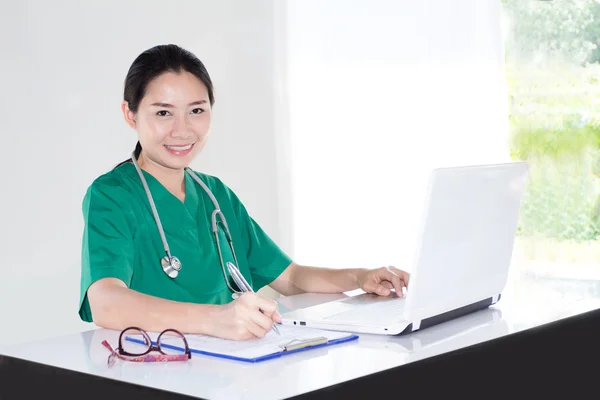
88 280 218 335
275 263 368 295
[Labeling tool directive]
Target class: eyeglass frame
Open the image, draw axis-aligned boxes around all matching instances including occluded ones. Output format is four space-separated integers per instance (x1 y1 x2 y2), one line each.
101 326 192 366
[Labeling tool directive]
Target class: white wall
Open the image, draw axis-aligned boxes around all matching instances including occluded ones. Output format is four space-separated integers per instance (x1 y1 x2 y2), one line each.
0 0 289 346
286 0 511 271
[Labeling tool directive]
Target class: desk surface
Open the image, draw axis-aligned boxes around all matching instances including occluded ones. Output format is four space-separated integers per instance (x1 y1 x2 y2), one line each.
2 289 600 399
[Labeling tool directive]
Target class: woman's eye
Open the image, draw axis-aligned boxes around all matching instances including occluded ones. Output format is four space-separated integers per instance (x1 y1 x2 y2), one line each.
157 110 170 117
191 108 204 115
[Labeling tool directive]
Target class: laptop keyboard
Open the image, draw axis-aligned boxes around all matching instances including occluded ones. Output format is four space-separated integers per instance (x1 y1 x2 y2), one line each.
324 297 406 324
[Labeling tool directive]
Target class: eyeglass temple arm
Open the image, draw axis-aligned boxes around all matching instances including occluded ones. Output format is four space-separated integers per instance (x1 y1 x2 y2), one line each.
102 340 189 363
101 340 117 354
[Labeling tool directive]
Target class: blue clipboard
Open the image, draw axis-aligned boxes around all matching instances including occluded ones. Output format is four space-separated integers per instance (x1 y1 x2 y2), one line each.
125 332 359 363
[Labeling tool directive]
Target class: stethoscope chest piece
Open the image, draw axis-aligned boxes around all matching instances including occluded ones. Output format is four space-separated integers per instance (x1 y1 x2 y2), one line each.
131 151 245 291
161 255 182 279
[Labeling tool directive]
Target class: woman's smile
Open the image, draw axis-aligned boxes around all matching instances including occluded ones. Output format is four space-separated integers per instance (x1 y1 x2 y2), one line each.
164 143 195 156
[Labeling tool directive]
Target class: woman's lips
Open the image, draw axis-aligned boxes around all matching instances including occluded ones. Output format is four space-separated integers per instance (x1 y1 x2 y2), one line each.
164 143 195 156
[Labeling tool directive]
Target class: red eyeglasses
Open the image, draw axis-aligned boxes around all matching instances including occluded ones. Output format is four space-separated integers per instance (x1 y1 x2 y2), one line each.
102 327 191 366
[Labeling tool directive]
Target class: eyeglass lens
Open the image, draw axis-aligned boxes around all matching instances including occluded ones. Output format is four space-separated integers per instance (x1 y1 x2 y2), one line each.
157 330 188 356
120 328 151 355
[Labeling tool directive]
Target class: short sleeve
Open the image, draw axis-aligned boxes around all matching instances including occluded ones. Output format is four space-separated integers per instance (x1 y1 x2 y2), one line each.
78 181 135 322
219 180 293 290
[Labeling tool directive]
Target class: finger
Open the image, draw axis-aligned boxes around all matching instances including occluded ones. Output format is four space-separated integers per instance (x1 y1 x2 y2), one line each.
249 309 275 333
253 295 279 316
272 309 282 323
246 319 269 339
382 267 405 296
380 281 394 290
396 280 406 297
244 293 281 323
263 306 282 323
364 281 391 296
389 266 410 286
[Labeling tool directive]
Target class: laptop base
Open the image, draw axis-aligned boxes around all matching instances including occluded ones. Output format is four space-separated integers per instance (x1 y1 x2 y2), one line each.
281 295 500 336
396 295 500 335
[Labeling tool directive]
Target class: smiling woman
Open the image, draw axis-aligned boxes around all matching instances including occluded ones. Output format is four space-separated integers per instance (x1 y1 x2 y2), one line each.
79 44 410 342
114 45 215 184
123 70 211 200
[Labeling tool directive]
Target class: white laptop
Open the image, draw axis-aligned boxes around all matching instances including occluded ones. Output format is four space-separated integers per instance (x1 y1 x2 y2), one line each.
281 162 529 335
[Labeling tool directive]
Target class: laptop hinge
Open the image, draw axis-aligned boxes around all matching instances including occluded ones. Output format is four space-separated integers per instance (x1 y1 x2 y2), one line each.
412 319 422 330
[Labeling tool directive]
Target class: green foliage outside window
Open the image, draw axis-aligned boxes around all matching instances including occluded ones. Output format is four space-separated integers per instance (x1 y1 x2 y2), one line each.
501 0 600 241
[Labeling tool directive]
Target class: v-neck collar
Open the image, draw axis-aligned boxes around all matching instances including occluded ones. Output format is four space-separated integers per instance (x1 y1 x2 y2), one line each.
119 162 200 216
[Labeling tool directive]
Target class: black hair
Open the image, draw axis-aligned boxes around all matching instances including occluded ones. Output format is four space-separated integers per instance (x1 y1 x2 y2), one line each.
115 44 215 168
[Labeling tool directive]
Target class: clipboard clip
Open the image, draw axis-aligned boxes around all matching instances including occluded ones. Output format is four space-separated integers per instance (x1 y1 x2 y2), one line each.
280 336 328 351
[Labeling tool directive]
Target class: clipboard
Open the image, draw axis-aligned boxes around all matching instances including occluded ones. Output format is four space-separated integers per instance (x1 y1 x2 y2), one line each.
125 325 358 363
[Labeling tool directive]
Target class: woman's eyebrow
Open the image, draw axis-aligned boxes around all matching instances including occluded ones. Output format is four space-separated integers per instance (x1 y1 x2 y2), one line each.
150 100 208 108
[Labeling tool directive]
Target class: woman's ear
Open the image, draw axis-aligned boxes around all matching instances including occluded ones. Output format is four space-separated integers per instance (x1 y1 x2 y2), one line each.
121 101 136 129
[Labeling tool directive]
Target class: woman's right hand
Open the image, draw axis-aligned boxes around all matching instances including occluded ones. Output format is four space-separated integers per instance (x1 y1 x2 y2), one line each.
210 292 282 340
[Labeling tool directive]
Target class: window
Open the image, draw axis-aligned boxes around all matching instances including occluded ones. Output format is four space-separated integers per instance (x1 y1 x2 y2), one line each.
500 0 600 326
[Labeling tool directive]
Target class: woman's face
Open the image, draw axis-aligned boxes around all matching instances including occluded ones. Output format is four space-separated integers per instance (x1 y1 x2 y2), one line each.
124 70 212 171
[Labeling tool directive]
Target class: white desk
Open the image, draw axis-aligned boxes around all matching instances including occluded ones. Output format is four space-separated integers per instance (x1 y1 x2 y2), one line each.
2 289 600 399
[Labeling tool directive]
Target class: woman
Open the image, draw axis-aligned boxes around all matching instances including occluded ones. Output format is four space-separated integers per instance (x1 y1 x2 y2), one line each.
79 44 409 341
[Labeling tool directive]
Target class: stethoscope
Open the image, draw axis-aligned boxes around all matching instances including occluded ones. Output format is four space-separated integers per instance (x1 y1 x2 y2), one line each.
131 152 244 298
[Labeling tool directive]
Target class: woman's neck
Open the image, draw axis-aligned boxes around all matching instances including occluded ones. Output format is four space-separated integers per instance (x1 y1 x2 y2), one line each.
137 152 186 202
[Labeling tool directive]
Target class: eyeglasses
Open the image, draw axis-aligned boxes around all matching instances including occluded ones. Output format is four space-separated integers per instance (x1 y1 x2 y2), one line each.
101 327 191 366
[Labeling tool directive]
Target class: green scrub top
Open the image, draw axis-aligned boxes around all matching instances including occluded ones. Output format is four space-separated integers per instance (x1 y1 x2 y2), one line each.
78 162 292 323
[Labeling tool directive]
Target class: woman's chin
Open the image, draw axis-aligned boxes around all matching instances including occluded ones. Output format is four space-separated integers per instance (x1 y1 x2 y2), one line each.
163 158 192 171
161 148 198 168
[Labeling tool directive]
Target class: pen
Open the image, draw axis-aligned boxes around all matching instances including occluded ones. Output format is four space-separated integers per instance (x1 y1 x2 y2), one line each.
226 262 281 336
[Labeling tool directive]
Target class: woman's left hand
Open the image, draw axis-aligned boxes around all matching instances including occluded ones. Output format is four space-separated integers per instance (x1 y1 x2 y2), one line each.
356 266 410 297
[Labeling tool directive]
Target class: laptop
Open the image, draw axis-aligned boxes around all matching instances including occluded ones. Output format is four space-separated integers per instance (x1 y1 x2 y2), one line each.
281 162 529 335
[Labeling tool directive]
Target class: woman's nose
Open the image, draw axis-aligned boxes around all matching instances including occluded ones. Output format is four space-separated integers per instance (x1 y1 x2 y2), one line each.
170 116 193 139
